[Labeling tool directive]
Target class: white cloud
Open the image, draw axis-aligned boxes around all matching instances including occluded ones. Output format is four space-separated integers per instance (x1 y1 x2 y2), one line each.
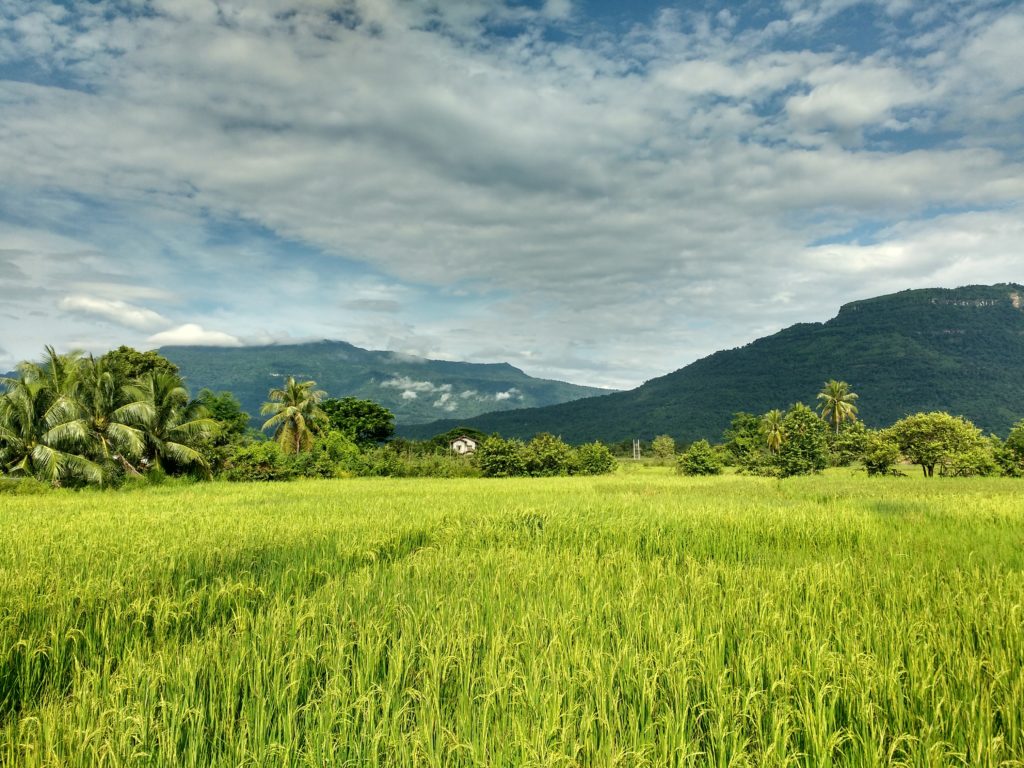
380 376 452 394
58 295 169 330
401 390 418 400
0 1 1022 389
146 323 242 347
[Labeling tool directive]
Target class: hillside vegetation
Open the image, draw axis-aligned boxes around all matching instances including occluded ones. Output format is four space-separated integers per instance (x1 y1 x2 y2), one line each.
161 340 610 428
408 284 1024 442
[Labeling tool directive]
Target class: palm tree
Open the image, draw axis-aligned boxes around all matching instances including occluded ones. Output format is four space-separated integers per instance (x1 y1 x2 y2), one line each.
761 409 785 454
0 375 102 486
260 377 326 454
70 356 152 478
817 379 859 434
134 372 217 475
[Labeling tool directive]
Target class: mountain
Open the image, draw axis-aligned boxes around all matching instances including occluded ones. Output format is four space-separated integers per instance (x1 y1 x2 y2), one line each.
160 340 612 427
403 284 1024 443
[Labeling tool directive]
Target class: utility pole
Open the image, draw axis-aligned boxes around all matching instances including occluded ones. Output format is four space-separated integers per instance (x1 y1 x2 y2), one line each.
633 439 641 460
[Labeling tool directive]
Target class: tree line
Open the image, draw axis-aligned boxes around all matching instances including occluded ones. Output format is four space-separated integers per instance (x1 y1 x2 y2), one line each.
671 379 1024 478
4 349 1022 488
0 346 617 488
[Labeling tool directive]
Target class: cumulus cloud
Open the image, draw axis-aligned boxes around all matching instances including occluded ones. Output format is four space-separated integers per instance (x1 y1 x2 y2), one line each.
0 0 1022 388
58 295 169 330
380 376 452 394
146 323 242 347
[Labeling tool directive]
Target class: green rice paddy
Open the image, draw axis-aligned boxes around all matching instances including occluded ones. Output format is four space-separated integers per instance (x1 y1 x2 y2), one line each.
2 471 1023 766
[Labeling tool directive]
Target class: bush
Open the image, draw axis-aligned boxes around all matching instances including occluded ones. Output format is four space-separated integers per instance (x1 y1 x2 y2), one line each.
677 439 723 476
941 445 998 477
0 476 50 494
777 404 830 477
862 430 902 476
222 442 296 482
477 436 528 478
574 442 617 475
523 433 576 477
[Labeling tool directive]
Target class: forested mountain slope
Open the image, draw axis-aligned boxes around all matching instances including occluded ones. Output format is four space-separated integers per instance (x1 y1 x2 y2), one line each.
160 340 611 427
405 284 1024 442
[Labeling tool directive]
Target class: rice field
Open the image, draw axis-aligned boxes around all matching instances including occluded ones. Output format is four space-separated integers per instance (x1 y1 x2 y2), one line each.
1 471 1023 767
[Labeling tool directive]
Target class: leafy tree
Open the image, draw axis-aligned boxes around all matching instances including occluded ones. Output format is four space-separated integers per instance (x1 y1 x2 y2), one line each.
71 357 152 478
651 435 676 461
677 439 723 476
320 397 395 445
777 403 830 477
134 372 216 476
828 420 869 467
197 389 251 442
223 441 296 482
862 429 901 476
996 420 1024 477
100 346 179 382
723 412 764 467
523 433 576 476
0 374 101 486
476 435 527 477
260 377 326 454
760 409 785 455
889 412 987 478
575 442 617 475
816 379 859 434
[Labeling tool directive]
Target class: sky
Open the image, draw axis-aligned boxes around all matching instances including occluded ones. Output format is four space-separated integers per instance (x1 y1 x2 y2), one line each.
1 0 1022 389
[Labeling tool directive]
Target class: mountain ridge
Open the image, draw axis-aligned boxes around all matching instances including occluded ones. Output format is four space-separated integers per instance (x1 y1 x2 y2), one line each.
158 339 612 427
402 283 1024 442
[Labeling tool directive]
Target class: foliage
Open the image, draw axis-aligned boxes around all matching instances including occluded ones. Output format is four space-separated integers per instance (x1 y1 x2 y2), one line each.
776 403 830 477
4 475 1024 766
996 420 1024 476
723 412 764 467
99 346 179 382
523 433 577 477
574 442 617 475
134 372 216 476
476 435 528 478
0 347 215 487
650 434 676 461
676 439 723 476
862 429 902 476
889 412 987 478
260 377 326 454
197 389 250 440
816 379 859 434
222 441 296 482
760 409 785 455
320 397 395 445
827 419 869 466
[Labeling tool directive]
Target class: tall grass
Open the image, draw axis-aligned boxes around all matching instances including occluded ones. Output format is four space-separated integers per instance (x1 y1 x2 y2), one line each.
1 473 1022 766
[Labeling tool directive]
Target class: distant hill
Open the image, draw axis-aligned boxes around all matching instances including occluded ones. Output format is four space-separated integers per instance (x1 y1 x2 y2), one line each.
404 284 1024 443
160 340 612 427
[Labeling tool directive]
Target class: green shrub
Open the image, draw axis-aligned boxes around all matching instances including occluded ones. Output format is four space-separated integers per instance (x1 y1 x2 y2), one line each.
477 436 528 478
862 430 901 476
677 439 723 476
0 476 50 495
524 433 577 477
777 403 830 477
222 442 296 482
574 442 617 475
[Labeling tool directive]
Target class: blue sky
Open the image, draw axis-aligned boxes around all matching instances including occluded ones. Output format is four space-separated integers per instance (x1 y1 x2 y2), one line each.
1 0 1022 388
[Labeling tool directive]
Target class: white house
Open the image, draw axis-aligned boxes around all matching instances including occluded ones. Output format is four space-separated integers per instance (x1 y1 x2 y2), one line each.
450 435 479 455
